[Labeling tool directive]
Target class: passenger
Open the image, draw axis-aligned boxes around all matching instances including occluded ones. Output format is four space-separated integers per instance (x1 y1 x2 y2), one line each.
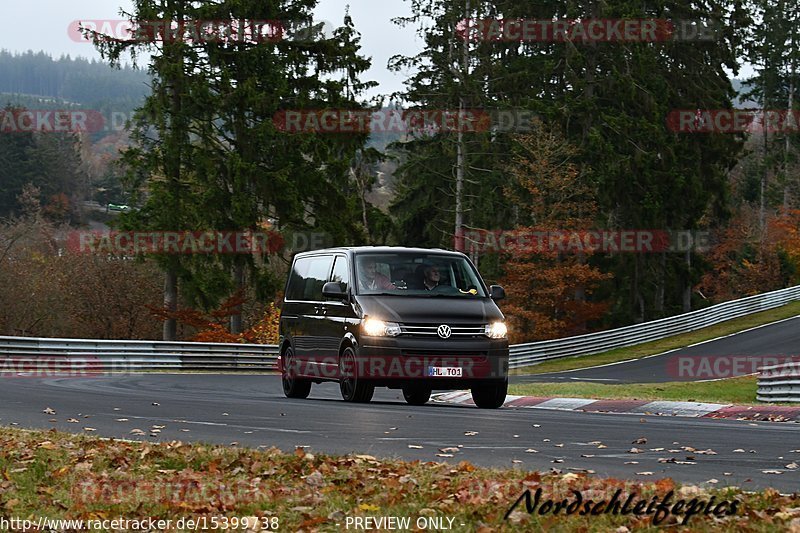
358 258 396 291
422 263 442 291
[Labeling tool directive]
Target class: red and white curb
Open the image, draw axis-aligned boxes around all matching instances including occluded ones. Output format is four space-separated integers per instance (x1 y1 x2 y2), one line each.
431 391 800 422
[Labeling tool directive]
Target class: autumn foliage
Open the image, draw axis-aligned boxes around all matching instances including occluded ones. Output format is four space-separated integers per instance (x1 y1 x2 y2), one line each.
498 123 611 343
698 208 800 301
149 293 281 344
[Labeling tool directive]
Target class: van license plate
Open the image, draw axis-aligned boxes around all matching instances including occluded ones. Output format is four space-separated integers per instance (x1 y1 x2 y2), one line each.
428 367 462 377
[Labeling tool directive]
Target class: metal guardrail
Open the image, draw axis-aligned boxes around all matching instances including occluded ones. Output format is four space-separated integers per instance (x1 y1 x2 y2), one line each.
758 362 800 403
0 285 798 375
0 337 279 372
508 285 800 369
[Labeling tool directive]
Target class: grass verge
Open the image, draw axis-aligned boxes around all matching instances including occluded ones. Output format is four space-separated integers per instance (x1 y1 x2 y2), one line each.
0 427 798 531
511 301 800 376
508 376 766 405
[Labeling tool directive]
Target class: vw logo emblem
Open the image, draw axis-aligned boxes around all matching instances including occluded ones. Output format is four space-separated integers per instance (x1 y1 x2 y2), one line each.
437 325 452 339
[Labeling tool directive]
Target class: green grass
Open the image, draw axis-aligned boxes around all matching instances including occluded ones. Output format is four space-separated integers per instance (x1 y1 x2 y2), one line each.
509 375 765 405
0 427 798 531
511 301 800 376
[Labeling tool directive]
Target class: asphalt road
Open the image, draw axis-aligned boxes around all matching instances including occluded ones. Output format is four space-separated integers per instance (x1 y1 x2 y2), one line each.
512 315 800 384
1 374 798 492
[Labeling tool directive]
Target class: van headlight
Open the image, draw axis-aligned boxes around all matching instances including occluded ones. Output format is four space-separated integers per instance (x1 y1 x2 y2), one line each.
362 318 401 337
485 322 507 339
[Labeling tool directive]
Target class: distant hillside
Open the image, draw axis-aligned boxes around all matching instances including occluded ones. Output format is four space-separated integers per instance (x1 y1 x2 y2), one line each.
0 50 149 111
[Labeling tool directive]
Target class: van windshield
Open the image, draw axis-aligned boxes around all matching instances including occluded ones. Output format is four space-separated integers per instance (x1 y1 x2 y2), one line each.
354 253 487 297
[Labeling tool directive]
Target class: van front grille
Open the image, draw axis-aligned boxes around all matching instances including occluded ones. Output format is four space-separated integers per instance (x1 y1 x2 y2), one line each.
399 323 486 337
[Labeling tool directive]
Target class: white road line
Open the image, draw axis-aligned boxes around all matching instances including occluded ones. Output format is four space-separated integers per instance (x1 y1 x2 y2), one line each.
109 414 311 433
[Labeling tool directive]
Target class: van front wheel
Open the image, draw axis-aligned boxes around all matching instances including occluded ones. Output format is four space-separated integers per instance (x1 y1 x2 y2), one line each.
471 381 508 409
339 347 374 403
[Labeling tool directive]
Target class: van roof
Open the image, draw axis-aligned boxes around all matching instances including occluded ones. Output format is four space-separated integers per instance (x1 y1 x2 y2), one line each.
294 246 465 258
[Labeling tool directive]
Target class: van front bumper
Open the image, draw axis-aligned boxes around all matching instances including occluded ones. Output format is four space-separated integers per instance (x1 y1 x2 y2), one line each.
355 336 508 388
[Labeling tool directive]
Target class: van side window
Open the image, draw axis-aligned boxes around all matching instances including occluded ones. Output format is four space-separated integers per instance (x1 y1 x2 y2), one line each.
286 256 333 301
330 256 349 293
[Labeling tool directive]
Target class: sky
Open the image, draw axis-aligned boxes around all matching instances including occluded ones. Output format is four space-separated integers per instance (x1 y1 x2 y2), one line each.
0 0 424 98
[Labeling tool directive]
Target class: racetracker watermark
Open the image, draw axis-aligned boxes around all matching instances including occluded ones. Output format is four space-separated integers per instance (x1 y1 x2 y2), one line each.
0 357 104 378
67 231 285 255
282 354 506 380
461 229 710 254
0 109 107 134
72 478 269 506
68 18 333 44
273 109 537 134
458 19 719 43
667 109 800 133
669 355 800 379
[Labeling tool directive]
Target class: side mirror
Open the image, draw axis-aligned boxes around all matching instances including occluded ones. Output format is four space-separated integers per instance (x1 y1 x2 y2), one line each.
489 285 506 301
322 282 348 301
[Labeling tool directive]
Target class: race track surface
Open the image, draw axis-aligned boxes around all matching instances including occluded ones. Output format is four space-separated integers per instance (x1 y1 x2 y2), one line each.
512 316 800 383
1 374 798 492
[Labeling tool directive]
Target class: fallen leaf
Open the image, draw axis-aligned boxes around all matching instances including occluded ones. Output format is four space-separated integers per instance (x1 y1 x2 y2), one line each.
464 431 478 436
706 479 719 484
408 444 423 449
437 454 454 458
636 471 654 476
733 449 745 453
439 448 459 454
42 407 56 415
629 448 643 454
696 449 718 455
763 470 783 475
624 461 639 465
525 449 538 453
67 418 79 423
115 419 128 422
632 437 647 444
305 471 324 487
83 427 96 432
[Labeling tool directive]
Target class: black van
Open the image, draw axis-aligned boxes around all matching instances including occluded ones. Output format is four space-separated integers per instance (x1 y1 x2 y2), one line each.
278 247 509 408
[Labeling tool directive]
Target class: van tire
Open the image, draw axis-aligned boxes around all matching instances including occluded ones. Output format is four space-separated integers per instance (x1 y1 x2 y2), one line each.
339 347 374 403
281 347 311 399
402 386 432 406
471 380 508 409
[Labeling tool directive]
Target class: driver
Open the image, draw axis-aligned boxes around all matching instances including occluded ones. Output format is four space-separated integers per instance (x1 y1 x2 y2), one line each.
358 258 396 291
422 263 441 291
